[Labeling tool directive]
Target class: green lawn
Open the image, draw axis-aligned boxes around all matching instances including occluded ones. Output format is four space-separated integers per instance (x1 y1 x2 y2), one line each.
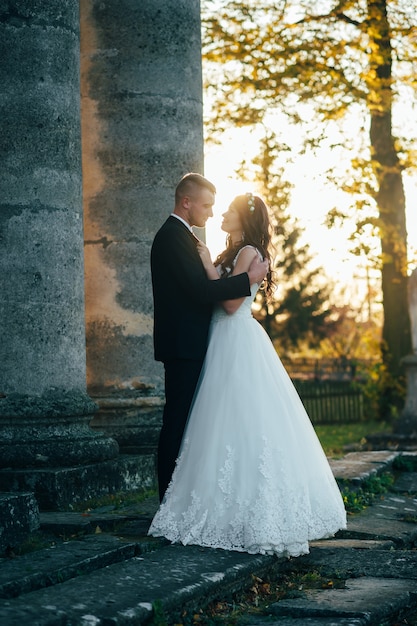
314 420 391 457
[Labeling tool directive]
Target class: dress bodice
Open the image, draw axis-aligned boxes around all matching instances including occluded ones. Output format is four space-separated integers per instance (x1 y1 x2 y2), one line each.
212 246 260 323
212 283 258 322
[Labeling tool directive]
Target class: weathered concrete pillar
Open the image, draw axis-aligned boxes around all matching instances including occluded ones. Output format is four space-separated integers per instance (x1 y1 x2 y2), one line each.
80 0 204 454
394 268 417 440
0 0 121 509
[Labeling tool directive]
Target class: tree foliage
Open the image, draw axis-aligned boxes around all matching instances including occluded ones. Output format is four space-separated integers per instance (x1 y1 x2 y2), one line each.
202 0 417 415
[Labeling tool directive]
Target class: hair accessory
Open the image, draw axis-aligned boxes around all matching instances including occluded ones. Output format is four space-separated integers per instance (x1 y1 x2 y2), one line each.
246 193 255 213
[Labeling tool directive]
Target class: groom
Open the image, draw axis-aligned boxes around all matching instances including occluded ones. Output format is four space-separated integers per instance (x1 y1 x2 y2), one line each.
151 172 268 501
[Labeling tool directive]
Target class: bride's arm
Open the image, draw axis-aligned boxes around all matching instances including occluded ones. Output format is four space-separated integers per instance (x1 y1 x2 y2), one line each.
222 247 257 314
197 242 258 315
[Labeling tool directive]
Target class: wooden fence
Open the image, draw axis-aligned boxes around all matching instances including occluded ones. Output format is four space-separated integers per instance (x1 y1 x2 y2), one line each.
280 357 376 382
292 380 365 424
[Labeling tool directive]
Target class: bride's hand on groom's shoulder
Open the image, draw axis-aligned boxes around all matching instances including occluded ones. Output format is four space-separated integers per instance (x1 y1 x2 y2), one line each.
196 240 212 266
196 241 219 280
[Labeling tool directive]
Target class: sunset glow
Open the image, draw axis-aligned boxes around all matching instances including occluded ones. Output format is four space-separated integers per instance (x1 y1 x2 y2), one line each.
204 134 417 291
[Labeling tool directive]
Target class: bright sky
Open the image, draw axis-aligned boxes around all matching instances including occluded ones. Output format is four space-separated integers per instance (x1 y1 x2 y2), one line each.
204 131 417 303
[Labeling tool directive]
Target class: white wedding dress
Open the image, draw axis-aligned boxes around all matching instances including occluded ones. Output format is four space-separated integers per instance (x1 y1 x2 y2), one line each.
149 247 347 557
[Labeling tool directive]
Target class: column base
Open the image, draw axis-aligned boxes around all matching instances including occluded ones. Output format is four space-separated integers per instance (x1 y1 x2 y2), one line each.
89 391 164 454
394 415 417 438
395 353 417 437
0 390 119 468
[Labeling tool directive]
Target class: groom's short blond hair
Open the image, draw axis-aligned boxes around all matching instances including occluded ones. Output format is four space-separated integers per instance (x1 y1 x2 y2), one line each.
175 173 216 205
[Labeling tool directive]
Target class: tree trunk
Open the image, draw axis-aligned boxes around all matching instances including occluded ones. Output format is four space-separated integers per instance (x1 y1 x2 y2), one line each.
367 0 411 416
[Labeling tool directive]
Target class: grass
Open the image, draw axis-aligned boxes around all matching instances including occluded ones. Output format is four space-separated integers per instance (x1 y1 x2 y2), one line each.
314 419 391 457
341 472 394 513
313 420 395 513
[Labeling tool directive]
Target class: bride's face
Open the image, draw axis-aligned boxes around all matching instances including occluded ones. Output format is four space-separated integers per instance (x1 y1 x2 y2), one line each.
221 203 243 237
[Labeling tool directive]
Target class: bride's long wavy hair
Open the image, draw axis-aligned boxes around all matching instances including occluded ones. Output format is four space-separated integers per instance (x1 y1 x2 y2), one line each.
214 194 275 300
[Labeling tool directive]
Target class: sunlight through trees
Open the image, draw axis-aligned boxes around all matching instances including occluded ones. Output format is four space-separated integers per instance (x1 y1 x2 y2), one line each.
202 0 417 415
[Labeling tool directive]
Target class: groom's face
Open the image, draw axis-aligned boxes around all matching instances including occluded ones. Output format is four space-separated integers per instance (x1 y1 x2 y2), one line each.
186 188 215 228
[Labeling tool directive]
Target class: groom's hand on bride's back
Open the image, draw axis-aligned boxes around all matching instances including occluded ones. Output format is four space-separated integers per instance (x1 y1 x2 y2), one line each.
248 256 269 286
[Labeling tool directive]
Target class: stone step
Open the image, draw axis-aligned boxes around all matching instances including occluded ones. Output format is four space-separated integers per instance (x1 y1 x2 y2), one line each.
340 493 417 547
38 509 152 536
231 618 367 626
284 545 417 581
0 454 156 511
328 449 400 484
392 471 417 494
0 544 279 625
3 536 417 625
1 452 417 625
269 577 417 625
0 492 40 554
0 534 141 600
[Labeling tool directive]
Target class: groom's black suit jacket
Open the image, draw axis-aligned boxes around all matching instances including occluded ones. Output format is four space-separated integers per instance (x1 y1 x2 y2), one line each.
151 215 251 362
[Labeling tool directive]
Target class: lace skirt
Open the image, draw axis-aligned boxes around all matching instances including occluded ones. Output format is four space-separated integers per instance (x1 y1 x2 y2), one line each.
149 313 346 557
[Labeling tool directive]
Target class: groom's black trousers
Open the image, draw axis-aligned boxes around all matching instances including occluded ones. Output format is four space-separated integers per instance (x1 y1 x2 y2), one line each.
158 358 204 502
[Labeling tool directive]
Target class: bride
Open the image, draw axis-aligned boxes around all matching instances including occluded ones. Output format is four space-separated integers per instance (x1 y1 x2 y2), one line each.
148 193 346 557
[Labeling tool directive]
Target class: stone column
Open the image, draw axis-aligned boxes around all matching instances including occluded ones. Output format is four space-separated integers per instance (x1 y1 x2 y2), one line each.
395 268 417 440
0 0 120 509
409 268 417 353
80 0 204 453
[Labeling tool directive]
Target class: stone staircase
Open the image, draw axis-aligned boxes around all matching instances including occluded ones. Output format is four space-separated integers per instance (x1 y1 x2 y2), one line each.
0 451 417 625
